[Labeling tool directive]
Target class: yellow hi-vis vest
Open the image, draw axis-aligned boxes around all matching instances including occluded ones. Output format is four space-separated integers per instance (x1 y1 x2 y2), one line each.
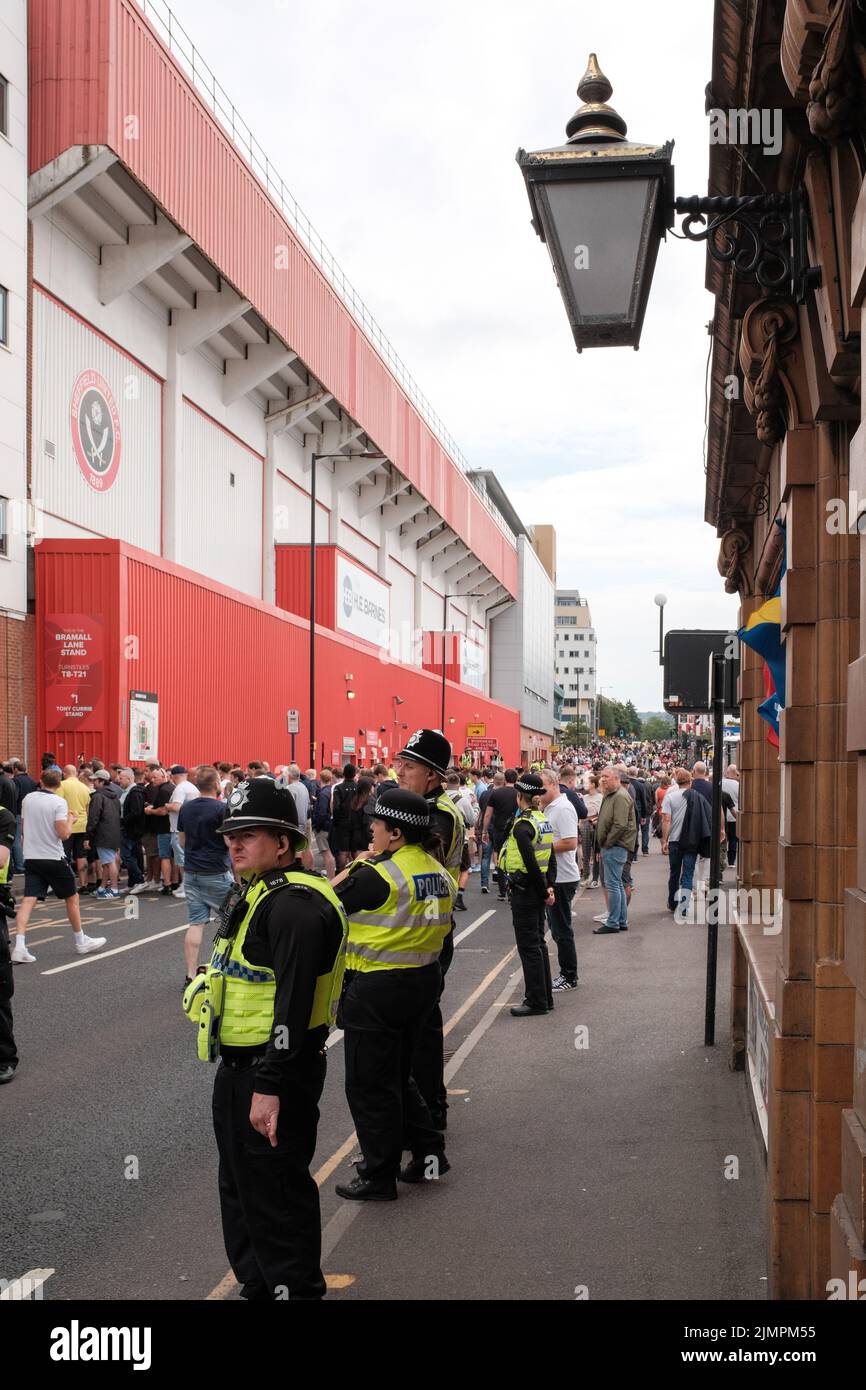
432 791 464 889
0 854 9 884
344 844 456 973
185 870 347 1062
500 808 554 876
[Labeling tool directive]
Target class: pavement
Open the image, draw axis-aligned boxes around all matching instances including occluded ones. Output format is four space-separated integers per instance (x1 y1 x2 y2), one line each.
0 845 767 1302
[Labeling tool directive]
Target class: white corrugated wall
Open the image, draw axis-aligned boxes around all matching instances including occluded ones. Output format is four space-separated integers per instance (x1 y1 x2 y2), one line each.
32 290 162 552
177 402 263 597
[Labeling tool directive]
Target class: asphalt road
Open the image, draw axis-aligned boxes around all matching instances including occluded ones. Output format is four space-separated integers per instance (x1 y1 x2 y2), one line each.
1 848 767 1302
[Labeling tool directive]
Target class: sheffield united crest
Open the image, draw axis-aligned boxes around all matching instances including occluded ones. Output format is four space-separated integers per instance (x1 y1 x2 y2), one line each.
70 370 122 491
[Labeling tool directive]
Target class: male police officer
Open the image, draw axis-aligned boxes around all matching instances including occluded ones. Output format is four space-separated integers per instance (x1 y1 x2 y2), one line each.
499 772 557 1017
332 786 455 1200
185 778 347 1300
393 729 463 1128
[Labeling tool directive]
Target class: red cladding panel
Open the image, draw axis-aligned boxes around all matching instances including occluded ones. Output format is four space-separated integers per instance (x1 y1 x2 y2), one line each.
275 546 336 629
35 540 520 767
27 0 518 597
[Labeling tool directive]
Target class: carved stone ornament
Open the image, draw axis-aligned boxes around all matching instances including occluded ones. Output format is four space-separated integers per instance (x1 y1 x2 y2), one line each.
807 0 866 141
738 297 800 447
717 527 752 596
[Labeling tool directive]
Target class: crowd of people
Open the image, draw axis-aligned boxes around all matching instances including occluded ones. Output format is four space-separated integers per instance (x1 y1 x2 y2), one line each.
0 733 739 1300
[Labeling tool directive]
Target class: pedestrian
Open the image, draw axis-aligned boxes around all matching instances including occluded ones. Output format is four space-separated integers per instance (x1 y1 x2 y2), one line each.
311 768 336 877
118 768 147 892
0 802 18 1081
477 770 503 893
445 771 477 911
143 767 175 895
166 766 199 900
139 765 163 892
690 760 714 891
630 767 653 856
581 772 602 886
185 777 347 1300
348 776 375 861
11 763 37 874
329 764 357 872
393 729 464 1130
592 766 636 935
58 763 92 892
11 770 107 963
86 769 123 898
498 772 556 1015
673 779 713 923
285 766 312 869
480 767 518 901
330 786 455 1201
178 766 234 987
661 768 692 913
0 763 17 816
722 764 740 867
540 769 579 991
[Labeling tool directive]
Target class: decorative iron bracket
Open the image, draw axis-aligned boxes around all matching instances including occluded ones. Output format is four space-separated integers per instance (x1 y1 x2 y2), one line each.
673 187 822 303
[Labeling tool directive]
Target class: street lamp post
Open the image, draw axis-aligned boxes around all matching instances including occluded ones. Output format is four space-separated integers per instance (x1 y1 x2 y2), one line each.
307 452 384 769
441 592 488 732
516 55 820 354
654 592 667 667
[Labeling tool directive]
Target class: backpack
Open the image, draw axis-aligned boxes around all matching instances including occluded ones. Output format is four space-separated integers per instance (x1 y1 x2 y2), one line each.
330 780 354 826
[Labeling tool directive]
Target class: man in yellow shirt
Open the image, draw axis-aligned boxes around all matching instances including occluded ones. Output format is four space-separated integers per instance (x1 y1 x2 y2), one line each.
59 765 91 891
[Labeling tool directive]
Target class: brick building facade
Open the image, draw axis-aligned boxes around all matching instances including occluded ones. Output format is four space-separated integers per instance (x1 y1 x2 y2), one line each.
707 0 866 1297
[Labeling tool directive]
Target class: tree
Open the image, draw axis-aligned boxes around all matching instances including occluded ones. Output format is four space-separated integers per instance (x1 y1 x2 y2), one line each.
642 714 675 741
561 718 586 747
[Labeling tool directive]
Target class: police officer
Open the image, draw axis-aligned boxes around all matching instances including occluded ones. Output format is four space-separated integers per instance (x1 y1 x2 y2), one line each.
332 786 456 1200
393 729 464 1128
185 778 347 1300
499 772 557 1017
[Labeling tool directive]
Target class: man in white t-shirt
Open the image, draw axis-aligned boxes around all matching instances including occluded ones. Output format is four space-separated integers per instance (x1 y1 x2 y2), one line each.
166 766 200 900
722 765 740 867
11 769 107 964
540 769 579 991
661 768 691 914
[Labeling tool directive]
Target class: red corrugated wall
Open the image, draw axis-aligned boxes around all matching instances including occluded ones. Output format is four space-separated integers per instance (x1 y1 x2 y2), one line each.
275 546 336 629
28 0 519 597
36 540 520 767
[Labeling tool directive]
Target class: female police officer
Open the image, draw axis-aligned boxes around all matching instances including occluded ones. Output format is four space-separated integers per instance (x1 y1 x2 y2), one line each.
185 777 347 1300
331 785 456 1201
499 771 557 1017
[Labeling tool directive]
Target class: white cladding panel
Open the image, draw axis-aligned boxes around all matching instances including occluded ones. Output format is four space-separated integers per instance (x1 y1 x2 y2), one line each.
0 0 28 616
274 474 327 544
338 520 378 570
177 403 263 596
388 562 414 662
32 292 162 551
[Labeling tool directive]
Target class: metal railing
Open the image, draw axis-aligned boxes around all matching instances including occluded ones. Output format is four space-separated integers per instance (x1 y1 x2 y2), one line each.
132 0 516 545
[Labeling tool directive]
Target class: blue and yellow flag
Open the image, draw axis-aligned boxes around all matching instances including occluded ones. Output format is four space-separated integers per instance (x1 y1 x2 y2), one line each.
738 522 786 737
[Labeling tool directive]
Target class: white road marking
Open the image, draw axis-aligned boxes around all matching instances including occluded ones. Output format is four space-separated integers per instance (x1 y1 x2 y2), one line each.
41 924 189 975
453 908 495 945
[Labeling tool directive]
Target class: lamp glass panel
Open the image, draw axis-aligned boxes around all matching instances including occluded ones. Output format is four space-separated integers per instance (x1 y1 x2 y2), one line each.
545 177 653 319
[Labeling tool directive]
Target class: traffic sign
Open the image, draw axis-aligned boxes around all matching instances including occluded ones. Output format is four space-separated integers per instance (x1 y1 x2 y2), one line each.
287 709 300 734
466 722 486 737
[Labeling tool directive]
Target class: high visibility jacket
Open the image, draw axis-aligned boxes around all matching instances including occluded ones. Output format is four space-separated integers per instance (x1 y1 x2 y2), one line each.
344 844 456 973
431 790 464 889
500 808 554 875
186 869 347 1061
0 854 9 884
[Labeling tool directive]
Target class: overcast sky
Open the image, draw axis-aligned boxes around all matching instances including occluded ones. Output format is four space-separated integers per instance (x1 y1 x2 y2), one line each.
167 0 739 709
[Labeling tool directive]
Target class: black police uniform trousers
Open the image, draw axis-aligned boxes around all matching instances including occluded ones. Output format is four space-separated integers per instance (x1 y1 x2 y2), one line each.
409 924 453 1127
340 962 445 1183
510 886 554 1011
0 916 17 1071
212 1050 326 1300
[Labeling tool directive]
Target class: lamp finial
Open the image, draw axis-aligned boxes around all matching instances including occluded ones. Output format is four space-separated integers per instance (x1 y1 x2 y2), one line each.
566 54 628 143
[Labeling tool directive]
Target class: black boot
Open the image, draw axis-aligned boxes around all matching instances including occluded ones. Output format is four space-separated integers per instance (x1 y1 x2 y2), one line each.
334 1175 398 1202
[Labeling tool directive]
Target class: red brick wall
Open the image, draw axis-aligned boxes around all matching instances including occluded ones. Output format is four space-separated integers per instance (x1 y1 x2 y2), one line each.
0 612 37 764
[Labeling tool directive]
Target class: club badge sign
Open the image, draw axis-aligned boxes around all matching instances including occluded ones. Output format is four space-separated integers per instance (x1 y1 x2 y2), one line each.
70 369 122 491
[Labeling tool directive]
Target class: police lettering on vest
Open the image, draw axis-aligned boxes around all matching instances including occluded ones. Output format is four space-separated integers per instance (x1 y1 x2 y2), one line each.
344 843 455 973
